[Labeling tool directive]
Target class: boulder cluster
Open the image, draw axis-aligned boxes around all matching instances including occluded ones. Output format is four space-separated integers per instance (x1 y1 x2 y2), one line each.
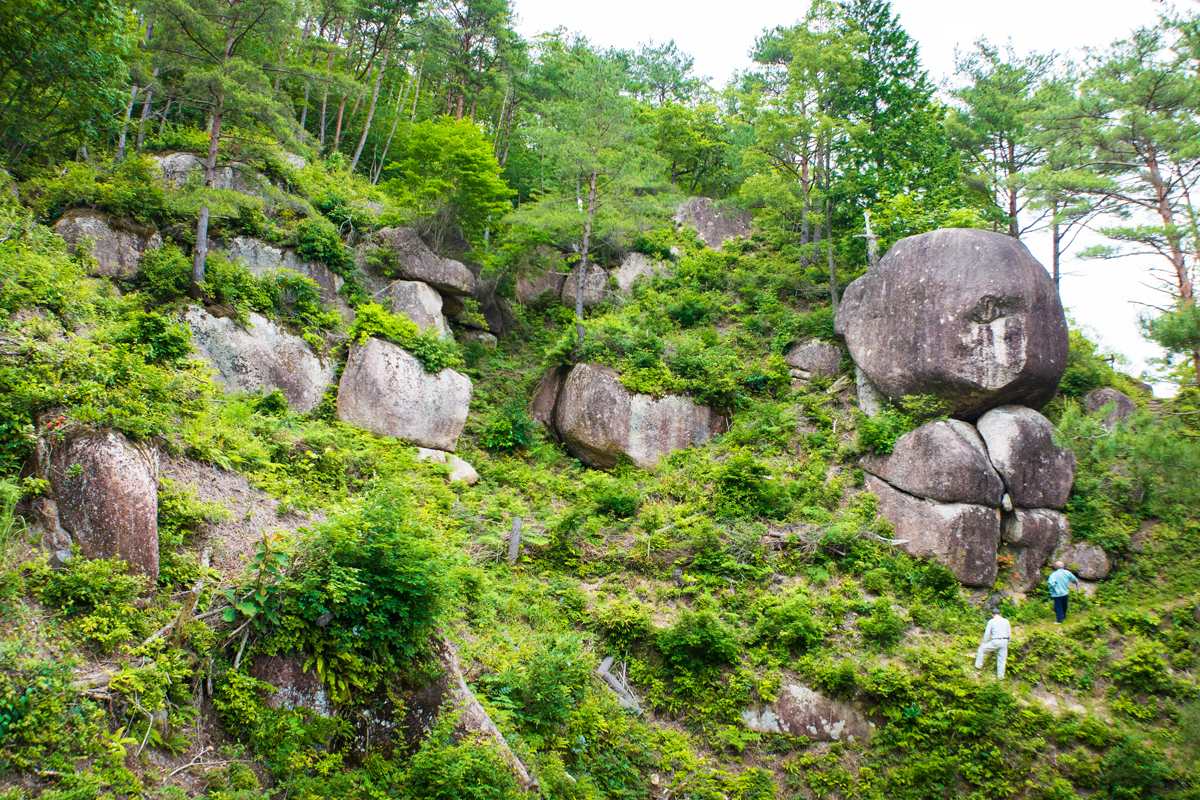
836 229 1104 588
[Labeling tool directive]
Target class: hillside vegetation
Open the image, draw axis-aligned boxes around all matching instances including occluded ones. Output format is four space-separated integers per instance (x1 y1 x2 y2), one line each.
3 1 1200 800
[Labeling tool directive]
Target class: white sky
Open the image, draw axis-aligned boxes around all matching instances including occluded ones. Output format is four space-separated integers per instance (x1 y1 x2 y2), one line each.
513 0 1179 392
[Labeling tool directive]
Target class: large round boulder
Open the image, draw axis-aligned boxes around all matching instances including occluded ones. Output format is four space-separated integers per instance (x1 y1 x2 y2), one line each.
834 229 1069 420
184 306 335 414
976 405 1076 510
388 280 453 339
553 363 727 469
1084 386 1136 425
865 475 1000 587
861 419 1003 506
49 430 159 581
337 337 473 452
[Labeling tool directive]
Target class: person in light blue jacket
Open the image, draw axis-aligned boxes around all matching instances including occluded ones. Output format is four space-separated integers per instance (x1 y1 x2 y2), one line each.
1048 560 1080 623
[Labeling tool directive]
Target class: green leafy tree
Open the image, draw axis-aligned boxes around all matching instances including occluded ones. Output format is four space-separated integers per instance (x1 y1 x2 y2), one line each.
0 0 135 166
382 115 513 250
1069 17 1200 383
948 39 1056 237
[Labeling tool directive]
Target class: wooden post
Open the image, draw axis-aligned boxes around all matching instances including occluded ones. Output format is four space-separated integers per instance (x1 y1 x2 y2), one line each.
507 517 522 564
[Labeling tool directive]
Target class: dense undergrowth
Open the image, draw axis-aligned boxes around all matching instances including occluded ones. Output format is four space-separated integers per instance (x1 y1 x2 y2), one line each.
2 143 1200 800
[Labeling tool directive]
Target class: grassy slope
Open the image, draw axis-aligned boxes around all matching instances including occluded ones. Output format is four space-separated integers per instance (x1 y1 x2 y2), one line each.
1 148 1199 800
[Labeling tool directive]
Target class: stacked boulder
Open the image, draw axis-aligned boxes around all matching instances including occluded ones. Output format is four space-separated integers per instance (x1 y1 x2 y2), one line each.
836 229 1079 588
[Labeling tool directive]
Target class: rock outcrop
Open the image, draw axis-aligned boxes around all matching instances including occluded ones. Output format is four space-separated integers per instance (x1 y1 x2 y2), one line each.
54 210 161 279
376 227 475 295
976 405 1076 510
560 264 609 308
1054 541 1113 580
387 280 453 338
862 419 1003 506
48 430 159 581
835 229 1069 421
866 475 1000 587
529 367 569 431
222 236 350 320
1085 387 1136 425
337 337 472 451
184 306 335 414
248 654 333 716
855 366 889 417
351 639 537 790
550 363 728 470
416 447 479 485
456 329 498 349
1001 508 1068 590
614 253 664 294
151 152 267 197
741 684 870 742
674 197 752 250
785 339 844 379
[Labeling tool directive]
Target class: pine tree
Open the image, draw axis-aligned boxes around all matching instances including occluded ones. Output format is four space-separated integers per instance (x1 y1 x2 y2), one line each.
147 0 298 292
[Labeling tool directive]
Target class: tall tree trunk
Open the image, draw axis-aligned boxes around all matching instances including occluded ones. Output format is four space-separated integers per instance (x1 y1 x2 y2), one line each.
825 197 837 311
135 68 159 150
374 65 416 185
351 45 388 173
115 84 138 161
576 172 598 346
319 51 335 151
333 94 348 151
1051 203 1061 289
192 109 223 297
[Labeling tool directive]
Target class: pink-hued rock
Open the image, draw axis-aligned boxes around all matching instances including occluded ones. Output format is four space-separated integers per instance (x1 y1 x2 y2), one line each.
184 305 335 414
49 430 159 582
560 264 608 308
337 338 472 452
376 227 475 295
1001 508 1068 590
741 684 870 742
1054 540 1113 580
674 197 752 250
248 654 332 716
862 419 1003 506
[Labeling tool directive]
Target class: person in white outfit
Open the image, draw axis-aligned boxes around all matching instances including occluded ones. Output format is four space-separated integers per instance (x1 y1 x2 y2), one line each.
975 609 1011 679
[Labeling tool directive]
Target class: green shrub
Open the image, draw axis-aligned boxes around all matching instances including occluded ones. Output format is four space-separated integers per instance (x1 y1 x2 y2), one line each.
481 635 593 733
810 658 858 699
856 409 910 454
713 450 784 519
348 302 464 373
1109 639 1173 694
596 599 654 648
285 481 454 693
755 594 828 653
294 216 351 274
658 610 739 668
137 243 192 301
37 556 146 652
402 718 522 800
594 483 641 519
858 598 908 646
480 402 536 452
111 311 192 365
